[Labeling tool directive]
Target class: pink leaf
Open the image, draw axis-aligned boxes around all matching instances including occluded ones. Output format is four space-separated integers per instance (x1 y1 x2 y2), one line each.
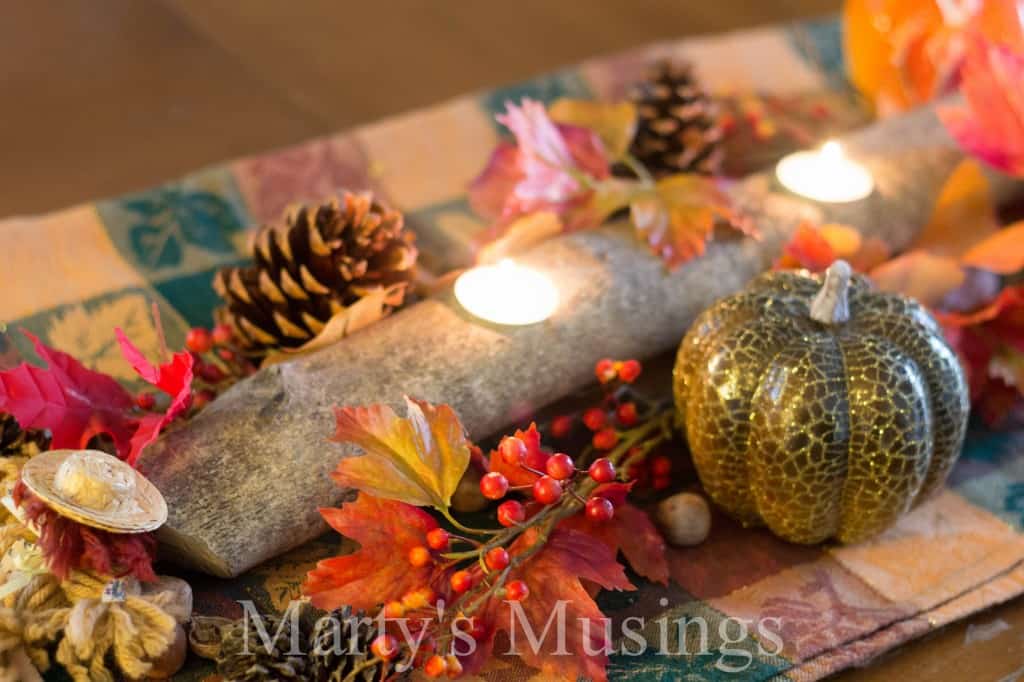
468 143 523 222
470 99 611 232
940 38 1024 177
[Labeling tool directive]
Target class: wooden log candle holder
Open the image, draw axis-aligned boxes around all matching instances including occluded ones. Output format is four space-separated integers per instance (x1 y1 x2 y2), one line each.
139 103 1024 578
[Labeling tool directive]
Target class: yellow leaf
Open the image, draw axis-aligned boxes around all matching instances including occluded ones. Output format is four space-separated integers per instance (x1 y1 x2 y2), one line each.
548 99 637 159
870 249 966 305
909 159 1000 258
961 221 1024 274
330 397 471 510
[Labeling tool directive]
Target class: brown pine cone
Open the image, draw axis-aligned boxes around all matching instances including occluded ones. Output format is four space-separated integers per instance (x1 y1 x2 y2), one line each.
213 192 417 356
626 60 724 177
308 606 396 682
216 602 314 681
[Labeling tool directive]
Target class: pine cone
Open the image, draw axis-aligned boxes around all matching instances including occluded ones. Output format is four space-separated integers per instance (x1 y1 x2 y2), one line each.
213 192 417 356
626 60 724 177
308 606 396 682
0 413 49 458
216 602 315 681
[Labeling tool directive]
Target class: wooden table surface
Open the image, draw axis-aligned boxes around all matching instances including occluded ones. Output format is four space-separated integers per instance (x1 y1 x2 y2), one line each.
3 2 1023 680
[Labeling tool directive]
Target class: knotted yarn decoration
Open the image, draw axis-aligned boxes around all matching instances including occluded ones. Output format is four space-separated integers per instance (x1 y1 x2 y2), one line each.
0 571 67 679
54 571 188 682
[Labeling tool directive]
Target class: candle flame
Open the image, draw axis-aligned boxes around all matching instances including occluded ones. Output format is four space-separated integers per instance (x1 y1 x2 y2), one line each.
821 140 843 161
774 139 874 203
454 259 558 325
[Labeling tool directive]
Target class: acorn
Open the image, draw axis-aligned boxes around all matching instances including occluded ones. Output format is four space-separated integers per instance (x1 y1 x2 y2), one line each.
656 492 711 546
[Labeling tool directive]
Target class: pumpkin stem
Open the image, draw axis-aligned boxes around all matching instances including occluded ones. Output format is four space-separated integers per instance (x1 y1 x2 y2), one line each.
810 260 852 325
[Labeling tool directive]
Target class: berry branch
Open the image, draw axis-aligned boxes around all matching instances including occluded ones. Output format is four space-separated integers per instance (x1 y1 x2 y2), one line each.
386 359 675 676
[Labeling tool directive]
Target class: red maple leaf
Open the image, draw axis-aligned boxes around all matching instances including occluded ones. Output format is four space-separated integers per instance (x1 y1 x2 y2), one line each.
938 284 1024 426
487 423 547 486
489 527 634 682
115 328 194 465
0 330 135 453
563 484 668 585
303 493 447 611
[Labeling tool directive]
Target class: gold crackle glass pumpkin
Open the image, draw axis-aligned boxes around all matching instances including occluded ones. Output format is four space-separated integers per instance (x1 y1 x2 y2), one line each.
673 260 968 544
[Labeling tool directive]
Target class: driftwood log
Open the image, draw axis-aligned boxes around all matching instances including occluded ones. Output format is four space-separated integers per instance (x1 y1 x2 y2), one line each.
139 103 1023 577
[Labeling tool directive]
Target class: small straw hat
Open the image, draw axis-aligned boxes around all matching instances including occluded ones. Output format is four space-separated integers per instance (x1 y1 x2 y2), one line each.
21 449 167 533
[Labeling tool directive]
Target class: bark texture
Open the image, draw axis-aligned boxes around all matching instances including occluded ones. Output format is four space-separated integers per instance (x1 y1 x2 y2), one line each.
138 104 1023 577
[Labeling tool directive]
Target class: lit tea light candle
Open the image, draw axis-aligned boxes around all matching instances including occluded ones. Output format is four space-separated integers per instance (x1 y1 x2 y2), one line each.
776 140 875 203
454 259 558 325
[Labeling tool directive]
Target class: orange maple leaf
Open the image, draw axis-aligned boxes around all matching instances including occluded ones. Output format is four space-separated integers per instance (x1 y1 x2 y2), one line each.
961 222 1024 275
630 174 757 270
303 494 445 611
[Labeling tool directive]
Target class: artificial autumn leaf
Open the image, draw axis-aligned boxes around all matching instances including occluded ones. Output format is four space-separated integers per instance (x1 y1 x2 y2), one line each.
775 222 891 273
940 37 1024 177
548 99 637 160
475 211 562 265
331 397 472 510
939 284 1024 330
115 328 194 465
908 159 1000 258
261 282 408 367
563 495 668 585
0 330 135 454
487 423 546 487
630 174 755 269
938 285 1024 424
115 328 193 418
844 0 1024 115
870 250 966 306
469 99 610 227
495 528 633 682
303 494 443 611
974 376 1022 428
961 222 1024 275
775 222 835 272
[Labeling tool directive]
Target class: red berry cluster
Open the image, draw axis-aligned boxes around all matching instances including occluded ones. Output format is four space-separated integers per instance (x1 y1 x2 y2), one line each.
363 357 679 678
480 435 619 523
546 357 683 495
549 358 643 451
594 358 641 385
627 452 675 491
173 325 256 413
